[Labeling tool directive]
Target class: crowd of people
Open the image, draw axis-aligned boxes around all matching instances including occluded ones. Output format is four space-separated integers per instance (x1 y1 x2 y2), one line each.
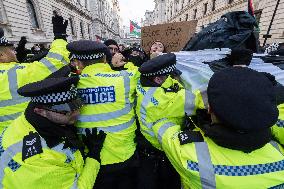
0 12 284 189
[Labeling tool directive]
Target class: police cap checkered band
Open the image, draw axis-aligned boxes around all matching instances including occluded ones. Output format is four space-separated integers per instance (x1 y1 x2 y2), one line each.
70 52 105 61
31 87 78 104
0 36 12 46
0 37 8 44
142 64 176 77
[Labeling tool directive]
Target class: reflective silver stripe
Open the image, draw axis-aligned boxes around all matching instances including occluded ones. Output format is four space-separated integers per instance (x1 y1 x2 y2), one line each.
140 88 158 128
195 142 216 189
71 174 79 189
199 86 209 109
79 70 133 122
144 129 156 137
47 52 68 65
98 117 135 133
0 65 30 107
0 138 48 188
39 58 58 73
78 117 135 134
0 112 22 122
184 89 196 115
270 141 283 155
0 134 82 187
157 120 176 143
52 143 75 161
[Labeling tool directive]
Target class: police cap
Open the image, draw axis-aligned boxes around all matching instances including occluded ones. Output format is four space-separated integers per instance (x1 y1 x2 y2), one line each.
207 67 278 132
0 28 13 46
67 40 108 61
139 53 178 77
18 76 79 105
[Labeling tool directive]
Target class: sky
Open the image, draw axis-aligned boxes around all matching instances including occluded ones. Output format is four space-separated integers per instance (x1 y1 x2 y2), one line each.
119 0 155 27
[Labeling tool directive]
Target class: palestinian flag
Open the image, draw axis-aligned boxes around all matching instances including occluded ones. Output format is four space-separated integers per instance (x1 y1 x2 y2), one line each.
130 20 141 37
248 0 254 16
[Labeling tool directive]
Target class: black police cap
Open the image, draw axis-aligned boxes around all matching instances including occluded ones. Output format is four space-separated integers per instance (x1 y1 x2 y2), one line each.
139 53 178 77
207 67 278 132
18 76 79 104
67 40 108 60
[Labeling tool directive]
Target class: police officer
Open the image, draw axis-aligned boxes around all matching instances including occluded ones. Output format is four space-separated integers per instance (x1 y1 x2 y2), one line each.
0 13 70 132
152 67 284 188
0 75 106 188
136 53 206 189
67 40 139 189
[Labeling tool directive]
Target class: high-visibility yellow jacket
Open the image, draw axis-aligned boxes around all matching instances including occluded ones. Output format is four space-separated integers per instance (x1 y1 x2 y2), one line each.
0 114 99 189
272 103 284 146
0 39 69 132
136 76 205 150
152 118 284 189
76 63 140 165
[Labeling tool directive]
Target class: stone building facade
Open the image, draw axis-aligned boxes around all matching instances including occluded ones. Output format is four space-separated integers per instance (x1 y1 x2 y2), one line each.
0 0 94 46
142 10 155 26
90 0 122 42
147 0 284 44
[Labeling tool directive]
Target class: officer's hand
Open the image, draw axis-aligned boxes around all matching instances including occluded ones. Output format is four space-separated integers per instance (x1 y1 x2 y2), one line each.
112 53 127 67
82 128 106 162
52 12 68 40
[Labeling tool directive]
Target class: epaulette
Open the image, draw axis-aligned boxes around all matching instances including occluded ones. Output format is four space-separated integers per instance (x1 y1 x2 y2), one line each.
163 83 180 93
22 132 43 161
178 130 204 145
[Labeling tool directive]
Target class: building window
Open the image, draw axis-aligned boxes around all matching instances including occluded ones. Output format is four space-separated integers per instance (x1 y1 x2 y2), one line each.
69 17 75 36
193 9 197 19
27 0 39 28
80 21 84 37
212 0 216 11
185 13 189 21
88 24 92 39
228 0 233 4
204 3 208 15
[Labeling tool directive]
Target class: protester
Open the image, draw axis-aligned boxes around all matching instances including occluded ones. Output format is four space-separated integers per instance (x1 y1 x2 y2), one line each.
15 36 31 62
151 67 284 188
0 13 69 133
119 44 126 52
149 40 166 59
67 40 140 189
122 46 147 67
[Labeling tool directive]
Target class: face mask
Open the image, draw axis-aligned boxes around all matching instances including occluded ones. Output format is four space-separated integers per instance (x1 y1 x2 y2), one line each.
128 55 144 67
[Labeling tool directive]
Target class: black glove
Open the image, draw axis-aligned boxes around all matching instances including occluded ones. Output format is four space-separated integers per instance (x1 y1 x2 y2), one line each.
19 36 27 46
181 114 196 131
52 12 68 40
82 128 106 162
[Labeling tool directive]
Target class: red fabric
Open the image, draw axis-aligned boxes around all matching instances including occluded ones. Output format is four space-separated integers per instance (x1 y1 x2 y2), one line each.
130 21 134 33
248 0 254 16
